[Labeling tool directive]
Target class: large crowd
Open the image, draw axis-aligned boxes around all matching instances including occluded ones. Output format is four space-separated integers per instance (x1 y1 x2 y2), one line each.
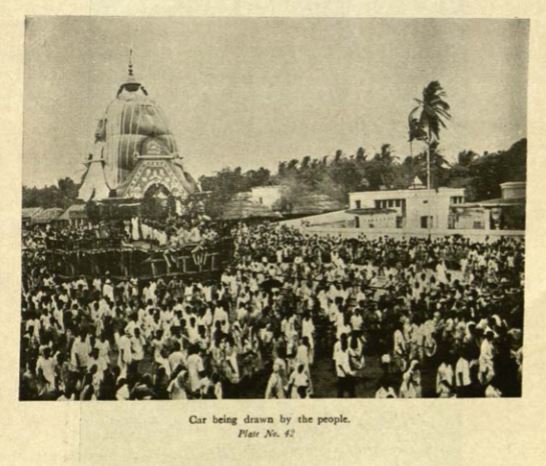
20 221 524 400
23 213 219 251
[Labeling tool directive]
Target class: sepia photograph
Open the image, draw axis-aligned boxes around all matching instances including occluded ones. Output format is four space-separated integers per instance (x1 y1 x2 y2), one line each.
20 17 527 401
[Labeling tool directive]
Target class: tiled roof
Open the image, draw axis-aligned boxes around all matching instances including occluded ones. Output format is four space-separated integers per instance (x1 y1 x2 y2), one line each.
220 193 282 220
32 208 63 223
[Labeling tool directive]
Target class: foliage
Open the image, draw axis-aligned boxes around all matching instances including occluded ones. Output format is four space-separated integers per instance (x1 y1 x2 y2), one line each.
410 81 452 143
22 177 80 209
23 139 527 213
85 200 139 223
199 166 273 217
408 81 452 189
196 138 526 214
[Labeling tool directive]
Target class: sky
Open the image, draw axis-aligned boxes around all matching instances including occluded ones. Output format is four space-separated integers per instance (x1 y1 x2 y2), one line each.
23 17 528 188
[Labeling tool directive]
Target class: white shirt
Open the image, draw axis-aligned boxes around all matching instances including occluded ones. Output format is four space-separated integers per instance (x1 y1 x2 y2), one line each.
333 347 353 377
393 329 406 356
36 356 56 384
436 362 454 395
168 351 186 373
131 335 145 361
116 384 130 400
455 358 471 387
485 385 502 398
118 335 132 365
187 354 205 392
375 386 397 398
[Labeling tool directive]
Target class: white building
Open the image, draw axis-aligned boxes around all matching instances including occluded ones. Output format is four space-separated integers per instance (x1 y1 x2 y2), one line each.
500 181 525 200
250 185 288 209
452 181 525 231
348 187 465 230
345 207 398 229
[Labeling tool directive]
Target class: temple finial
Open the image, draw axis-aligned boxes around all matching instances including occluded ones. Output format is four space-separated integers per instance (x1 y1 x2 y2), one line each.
128 48 134 77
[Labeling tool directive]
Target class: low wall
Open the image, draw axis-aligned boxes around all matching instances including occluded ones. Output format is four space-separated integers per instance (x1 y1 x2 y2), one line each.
299 226 525 241
279 210 352 227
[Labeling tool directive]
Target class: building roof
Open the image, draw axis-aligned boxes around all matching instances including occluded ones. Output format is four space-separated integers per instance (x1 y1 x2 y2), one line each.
346 208 397 215
460 197 525 208
350 187 464 197
58 203 88 221
500 181 525 189
289 193 344 215
220 193 283 221
408 176 425 189
32 208 63 224
22 207 43 219
251 185 288 191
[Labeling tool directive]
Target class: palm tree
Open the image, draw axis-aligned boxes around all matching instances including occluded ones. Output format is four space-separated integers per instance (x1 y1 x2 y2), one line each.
355 147 367 163
414 141 451 188
301 155 311 170
409 81 451 189
408 107 426 156
286 159 299 172
373 144 399 188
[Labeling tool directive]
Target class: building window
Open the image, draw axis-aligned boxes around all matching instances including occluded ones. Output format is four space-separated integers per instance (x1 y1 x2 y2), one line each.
355 200 361 209
259 197 263 204
420 216 433 229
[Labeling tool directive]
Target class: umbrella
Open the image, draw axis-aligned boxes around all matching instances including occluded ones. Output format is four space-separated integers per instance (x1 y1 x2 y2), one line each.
261 278 283 292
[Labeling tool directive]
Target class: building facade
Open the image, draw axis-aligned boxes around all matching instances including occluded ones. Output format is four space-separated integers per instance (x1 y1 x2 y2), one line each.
348 187 465 230
345 208 398 229
451 181 525 231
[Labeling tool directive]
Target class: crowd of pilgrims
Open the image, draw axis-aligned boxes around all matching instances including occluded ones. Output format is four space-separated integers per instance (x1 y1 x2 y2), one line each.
20 221 524 400
23 214 219 251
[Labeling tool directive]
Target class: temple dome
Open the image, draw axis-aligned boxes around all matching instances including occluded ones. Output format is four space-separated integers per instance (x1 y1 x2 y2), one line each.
78 57 199 201
99 77 179 188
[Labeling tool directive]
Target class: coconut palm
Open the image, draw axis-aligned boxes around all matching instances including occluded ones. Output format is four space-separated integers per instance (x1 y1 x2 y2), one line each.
409 81 451 188
374 144 399 188
414 141 452 188
300 155 311 170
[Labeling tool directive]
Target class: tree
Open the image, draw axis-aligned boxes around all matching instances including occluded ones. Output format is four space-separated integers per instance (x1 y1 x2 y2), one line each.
245 167 271 187
194 136 526 218
286 159 299 173
300 156 311 170
22 177 80 209
409 81 451 188
457 149 478 167
413 141 451 189
355 147 367 163
375 144 399 188
57 177 80 208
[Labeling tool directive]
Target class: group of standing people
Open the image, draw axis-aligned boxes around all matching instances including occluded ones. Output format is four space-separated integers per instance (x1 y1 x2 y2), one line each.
20 222 524 400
